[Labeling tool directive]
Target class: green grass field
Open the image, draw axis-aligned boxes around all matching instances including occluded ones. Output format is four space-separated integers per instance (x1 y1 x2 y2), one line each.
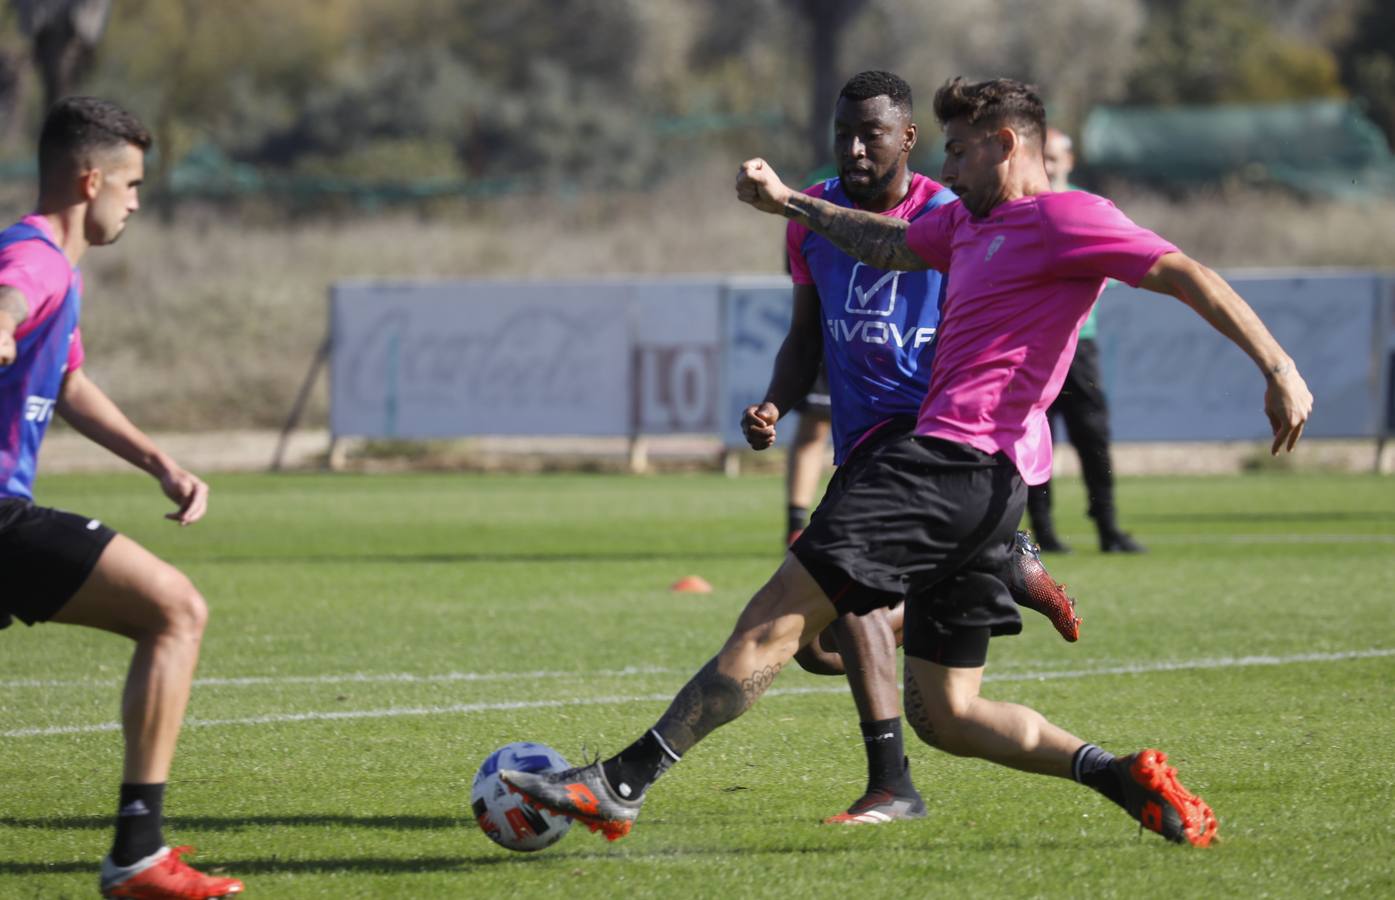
3 470 1393 898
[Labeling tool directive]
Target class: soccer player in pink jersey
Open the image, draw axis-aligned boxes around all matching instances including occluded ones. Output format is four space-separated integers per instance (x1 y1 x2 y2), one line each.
752 70 1078 826
502 77 1311 850
0 98 243 899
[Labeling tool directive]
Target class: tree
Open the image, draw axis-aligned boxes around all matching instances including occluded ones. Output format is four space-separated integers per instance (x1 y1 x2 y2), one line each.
12 0 110 110
1126 0 1344 105
791 0 871 167
1339 0 1395 147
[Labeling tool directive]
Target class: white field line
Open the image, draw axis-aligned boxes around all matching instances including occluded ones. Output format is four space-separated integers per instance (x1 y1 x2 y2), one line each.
4 648 1391 739
0 665 678 690
1139 533 1395 545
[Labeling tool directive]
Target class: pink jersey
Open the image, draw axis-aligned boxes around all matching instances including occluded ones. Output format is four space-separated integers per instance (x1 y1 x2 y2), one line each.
905 190 1177 485
0 214 85 371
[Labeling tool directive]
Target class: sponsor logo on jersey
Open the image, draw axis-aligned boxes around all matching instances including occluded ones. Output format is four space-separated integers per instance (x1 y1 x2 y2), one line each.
843 263 900 317
985 234 1006 261
23 396 56 423
826 319 935 349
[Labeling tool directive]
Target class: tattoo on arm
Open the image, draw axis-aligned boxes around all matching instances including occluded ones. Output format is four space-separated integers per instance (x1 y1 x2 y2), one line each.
0 286 29 327
782 193 926 271
654 656 782 756
1267 361 1293 379
903 670 939 748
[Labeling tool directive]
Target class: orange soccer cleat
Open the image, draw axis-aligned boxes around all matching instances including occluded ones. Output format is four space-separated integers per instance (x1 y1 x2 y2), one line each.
100 846 243 899
1112 749 1219 847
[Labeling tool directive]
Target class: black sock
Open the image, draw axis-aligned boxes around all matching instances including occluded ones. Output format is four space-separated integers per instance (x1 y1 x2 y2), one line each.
861 718 912 794
602 730 681 802
111 782 166 866
1071 743 1125 808
786 505 809 539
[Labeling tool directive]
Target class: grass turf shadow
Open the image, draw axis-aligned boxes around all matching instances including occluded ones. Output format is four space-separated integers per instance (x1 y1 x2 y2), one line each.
0 814 465 832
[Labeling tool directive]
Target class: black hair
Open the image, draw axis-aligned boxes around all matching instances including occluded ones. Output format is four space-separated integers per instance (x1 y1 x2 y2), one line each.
933 77 1045 147
839 70 912 115
38 96 152 188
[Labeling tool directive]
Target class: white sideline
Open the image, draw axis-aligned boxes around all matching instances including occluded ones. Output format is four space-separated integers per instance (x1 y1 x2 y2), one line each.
4 647 1391 739
1143 533 1395 545
0 664 678 690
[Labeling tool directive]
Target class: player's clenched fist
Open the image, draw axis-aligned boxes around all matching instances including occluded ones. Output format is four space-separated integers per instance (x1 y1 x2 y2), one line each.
741 401 781 450
735 158 793 215
0 329 15 366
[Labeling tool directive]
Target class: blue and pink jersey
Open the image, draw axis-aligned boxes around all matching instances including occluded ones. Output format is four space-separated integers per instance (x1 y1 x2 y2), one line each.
905 190 1177 485
787 172 957 462
0 214 85 500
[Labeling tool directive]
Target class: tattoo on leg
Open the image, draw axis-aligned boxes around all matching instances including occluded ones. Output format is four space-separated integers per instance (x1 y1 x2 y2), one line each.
654 657 782 756
904 671 939 748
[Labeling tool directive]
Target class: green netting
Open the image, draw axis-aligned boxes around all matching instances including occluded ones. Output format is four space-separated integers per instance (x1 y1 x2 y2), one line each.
1082 100 1395 199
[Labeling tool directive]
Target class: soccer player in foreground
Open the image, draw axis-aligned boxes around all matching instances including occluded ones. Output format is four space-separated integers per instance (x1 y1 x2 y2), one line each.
750 70 1078 825
503 77 1312 848
0 98 243 899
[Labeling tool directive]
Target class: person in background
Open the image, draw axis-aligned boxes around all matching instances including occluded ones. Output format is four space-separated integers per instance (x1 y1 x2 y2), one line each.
1025 127 1144 554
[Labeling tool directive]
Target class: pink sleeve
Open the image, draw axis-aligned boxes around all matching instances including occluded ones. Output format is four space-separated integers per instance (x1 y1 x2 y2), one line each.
785 181 830 285
67 324 85 371
0 242 72 339
786 218 813 285
1043 193 1178 287
0 261 50 328
905 203 956 271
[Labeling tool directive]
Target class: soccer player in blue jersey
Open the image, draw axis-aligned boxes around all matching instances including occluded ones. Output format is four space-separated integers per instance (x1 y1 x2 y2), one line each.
740 71 1078 825
0 98 242 898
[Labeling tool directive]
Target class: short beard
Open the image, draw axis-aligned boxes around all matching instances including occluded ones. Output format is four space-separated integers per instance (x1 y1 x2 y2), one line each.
841 166 899 206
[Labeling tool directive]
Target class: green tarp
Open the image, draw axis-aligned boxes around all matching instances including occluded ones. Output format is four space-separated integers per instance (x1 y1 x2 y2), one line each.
1082 100 1395 199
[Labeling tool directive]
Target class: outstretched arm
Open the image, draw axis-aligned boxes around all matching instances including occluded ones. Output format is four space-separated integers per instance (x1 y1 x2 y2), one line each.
736 158 929 272
742 284 823 450
56 368 210 524
1139 252 1313 454
0 285 29 365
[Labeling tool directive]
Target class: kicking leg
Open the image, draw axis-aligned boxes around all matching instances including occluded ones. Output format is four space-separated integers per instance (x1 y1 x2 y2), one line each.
501 552 838 839
636 551 834 759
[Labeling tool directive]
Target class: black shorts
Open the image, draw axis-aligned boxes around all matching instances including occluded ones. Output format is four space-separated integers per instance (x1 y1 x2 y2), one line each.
0 499 118 628
790 418 1027 665
791 367 831 416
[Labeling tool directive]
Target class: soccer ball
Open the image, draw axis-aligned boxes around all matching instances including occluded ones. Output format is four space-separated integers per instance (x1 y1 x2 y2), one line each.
471 742 574 852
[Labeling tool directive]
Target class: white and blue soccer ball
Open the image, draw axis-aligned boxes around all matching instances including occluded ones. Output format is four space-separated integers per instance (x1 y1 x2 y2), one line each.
471 741 574 852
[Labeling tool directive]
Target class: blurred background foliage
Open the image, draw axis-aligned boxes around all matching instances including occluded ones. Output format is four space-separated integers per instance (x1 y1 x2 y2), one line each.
0 0 1390 433
0 0 1391 208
